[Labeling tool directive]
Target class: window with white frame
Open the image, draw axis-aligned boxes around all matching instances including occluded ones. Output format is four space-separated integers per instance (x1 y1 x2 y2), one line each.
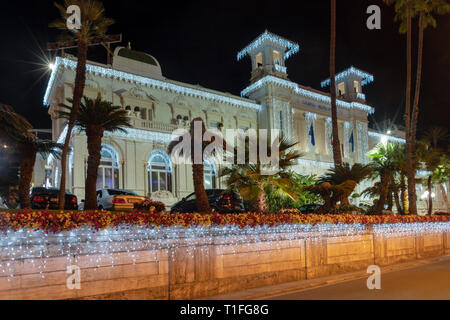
203 160 217 190
97 145 120 190
148 151 172 193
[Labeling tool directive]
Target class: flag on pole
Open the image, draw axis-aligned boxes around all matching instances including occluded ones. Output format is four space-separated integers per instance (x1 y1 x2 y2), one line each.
349 131 354 152
330 133 333 146
309 123 315 146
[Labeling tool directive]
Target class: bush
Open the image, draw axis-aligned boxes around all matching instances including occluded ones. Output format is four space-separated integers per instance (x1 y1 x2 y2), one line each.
265 172 321 213
133 199 166 213
328 204 362 215
278 208 302 214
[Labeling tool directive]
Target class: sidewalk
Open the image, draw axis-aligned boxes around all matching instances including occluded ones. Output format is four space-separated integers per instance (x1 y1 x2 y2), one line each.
200 255 450 300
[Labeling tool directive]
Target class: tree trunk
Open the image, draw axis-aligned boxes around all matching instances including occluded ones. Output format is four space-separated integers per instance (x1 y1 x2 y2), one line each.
427 176 433 215
192 163 211 214
404 0 417 215
400 173 407 213
376 170 391 214
58 39 88 209
84 126 104 210
411 12 424 154
330 0 342 166
18 143 37 209
251 184 268 213
439 184 449 213
394 190 403 215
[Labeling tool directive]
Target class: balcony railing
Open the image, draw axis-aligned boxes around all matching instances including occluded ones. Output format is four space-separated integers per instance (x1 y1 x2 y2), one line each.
129 117 178 133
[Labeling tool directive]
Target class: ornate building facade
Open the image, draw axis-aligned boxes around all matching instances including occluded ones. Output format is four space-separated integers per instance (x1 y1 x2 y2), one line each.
44 31 444 210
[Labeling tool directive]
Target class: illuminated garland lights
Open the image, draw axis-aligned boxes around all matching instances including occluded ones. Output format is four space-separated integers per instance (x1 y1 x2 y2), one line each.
356 92 366 100
43 57 261 111
321 66 374 88
237 30 300 61
0 211 448 281
241 75 375 114
368 131 406 144
274 64 287 73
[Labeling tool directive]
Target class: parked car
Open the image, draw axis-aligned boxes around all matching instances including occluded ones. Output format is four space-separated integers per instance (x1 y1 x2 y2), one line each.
297 203 322 214
97 189 147 211
30 187 78 210
170 189 245 214
0 197 7 209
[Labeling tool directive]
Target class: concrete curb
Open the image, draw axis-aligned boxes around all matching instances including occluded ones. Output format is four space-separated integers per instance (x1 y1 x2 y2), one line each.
201 255 450 300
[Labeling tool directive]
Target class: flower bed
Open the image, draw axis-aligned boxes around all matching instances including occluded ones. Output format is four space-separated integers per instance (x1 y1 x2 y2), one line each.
0 209 449 233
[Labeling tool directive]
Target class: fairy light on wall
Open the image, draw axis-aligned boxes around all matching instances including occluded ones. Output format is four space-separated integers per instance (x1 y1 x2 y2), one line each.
237 30 300 61
321 66 374 88
368 131 406 144
0 222 448 281
241 75 374 114
43 57 261 111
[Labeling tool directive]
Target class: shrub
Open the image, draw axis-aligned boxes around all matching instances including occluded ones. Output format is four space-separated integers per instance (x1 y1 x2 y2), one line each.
278 208 302 215
265 172 321 213
133 199 166 213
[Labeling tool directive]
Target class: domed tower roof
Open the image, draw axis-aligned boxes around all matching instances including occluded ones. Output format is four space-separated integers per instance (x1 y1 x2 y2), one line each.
113 46 164 80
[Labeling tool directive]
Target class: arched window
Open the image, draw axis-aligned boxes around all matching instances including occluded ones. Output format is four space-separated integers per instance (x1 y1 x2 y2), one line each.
97 145 120 190
148 150 172 193
203 159 217 190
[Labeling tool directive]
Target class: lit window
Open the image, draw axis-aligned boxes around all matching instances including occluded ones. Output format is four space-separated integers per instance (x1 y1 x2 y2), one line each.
256 52 263 68
97 145 120 190
148 151 172 193
204 160 216 190
354 81 360 93
338 82 346 96
273 50 280 65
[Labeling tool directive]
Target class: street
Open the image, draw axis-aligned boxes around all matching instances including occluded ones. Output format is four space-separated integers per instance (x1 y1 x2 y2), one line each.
265 259 450 300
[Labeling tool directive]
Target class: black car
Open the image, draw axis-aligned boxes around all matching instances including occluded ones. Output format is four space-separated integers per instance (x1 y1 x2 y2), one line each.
170 189 244 213
298 203 322 214
30 187 78 210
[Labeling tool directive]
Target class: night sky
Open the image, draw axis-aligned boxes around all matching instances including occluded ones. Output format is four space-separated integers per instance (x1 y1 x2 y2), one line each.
0 0 449 137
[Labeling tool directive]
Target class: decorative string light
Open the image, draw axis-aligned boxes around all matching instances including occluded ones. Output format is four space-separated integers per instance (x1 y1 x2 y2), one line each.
237 30 300 61
321 66 374 88
1 222 448 281
241 75 374 114
43 57 261 111
368 131 406 144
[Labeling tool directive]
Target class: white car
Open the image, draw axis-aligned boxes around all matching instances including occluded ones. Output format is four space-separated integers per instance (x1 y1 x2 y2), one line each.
0 197 7 209
96 189 147 211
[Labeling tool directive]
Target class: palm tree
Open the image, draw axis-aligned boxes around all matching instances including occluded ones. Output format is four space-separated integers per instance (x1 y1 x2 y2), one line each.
417 141 441 214
411 0 450 156
329 0 342 166
168 118 216 214
384 0 417 214
432 155 450 213
221 137 302 213
418 127 449 214
58 97 131 210
0 105 62 208
50 0 114 209
320 163 373 205
368 142 401 214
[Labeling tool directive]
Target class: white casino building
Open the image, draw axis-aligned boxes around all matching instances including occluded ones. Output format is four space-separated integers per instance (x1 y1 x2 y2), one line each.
41 31 444 210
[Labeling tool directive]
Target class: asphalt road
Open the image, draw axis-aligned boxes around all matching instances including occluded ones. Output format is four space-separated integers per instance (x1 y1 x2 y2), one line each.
265 259 450 300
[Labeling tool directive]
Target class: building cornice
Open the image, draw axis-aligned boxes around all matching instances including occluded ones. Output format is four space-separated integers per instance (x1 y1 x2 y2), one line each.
44 57 261 111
